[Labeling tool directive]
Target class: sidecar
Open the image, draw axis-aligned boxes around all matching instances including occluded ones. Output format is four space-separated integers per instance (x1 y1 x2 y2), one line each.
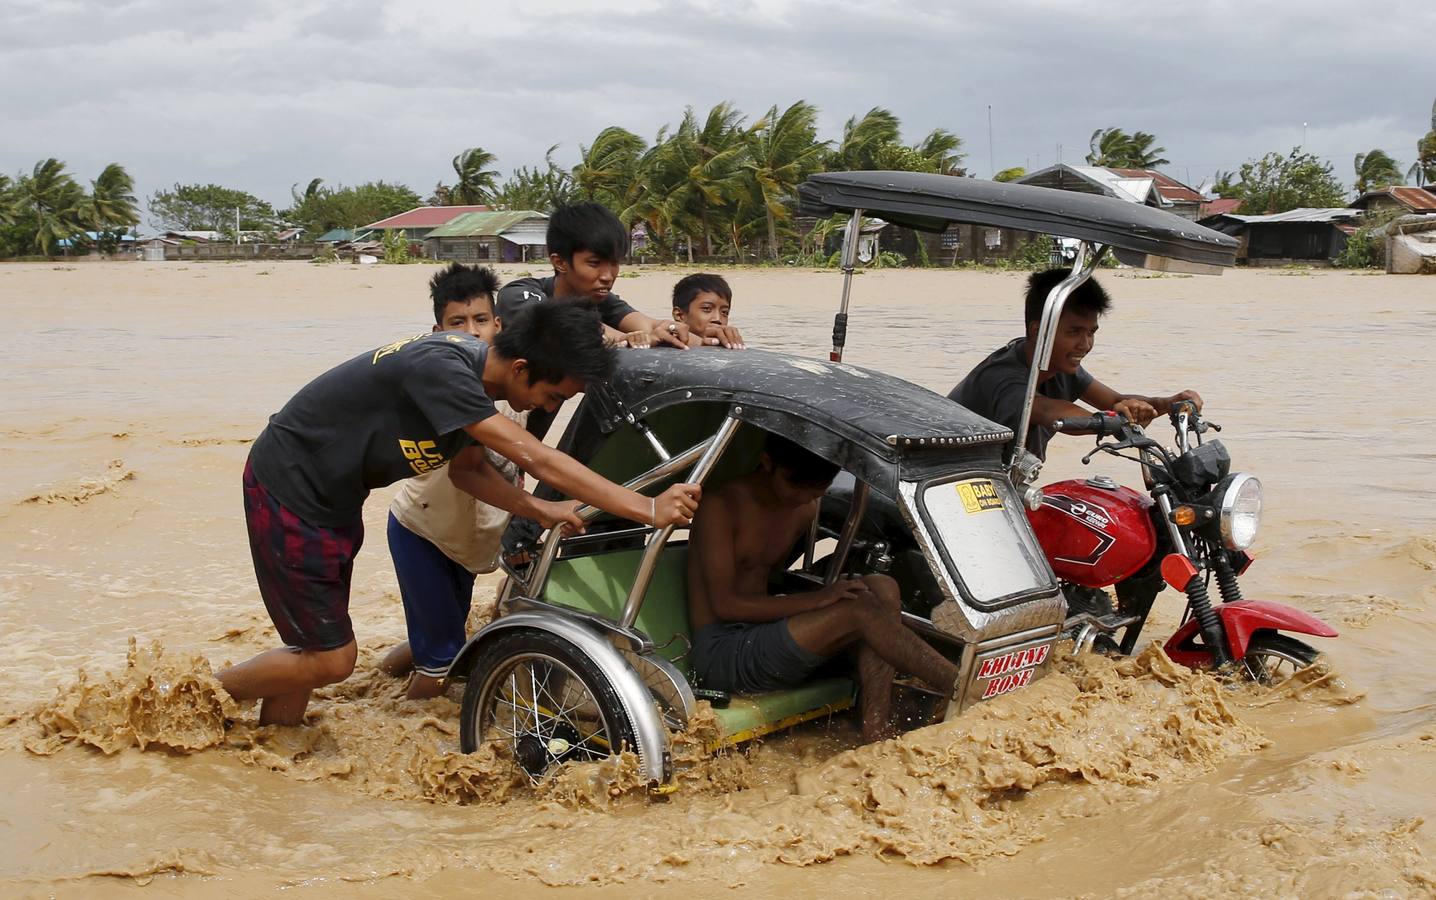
447 350 1065 785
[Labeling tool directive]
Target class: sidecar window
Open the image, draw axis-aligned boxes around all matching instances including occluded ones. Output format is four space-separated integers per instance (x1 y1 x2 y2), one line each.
918 476 1050 605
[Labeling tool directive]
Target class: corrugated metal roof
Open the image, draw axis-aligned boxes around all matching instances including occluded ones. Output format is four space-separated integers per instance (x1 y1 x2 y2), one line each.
1217 208 1361 224
1357 187 1436 212
363 205 489 230
1108 168 1205 203
424 210 548 238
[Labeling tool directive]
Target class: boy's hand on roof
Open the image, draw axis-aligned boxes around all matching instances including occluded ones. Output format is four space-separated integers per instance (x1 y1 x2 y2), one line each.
651 320 691 350
653 483 702 527
619 329 653 349
701 324 746 350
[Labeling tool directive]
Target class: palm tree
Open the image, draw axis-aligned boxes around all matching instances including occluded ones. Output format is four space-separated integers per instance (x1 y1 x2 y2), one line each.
1407 97 1436 187
81 163 140 233
13 158 86 255
1125 132 1169 168
450 147 500 205
830 107 902 171
910 128 966 175
743 101 828 259
675 102 749 256
0 174 13 228
1087 128 1131 166
1354 149 1405 194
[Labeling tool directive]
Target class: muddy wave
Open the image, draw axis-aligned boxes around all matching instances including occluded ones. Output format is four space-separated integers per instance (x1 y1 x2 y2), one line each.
20 458 135 505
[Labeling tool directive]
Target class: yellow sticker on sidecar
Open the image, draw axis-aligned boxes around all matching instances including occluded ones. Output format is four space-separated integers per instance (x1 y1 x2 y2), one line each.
957 479 1004 514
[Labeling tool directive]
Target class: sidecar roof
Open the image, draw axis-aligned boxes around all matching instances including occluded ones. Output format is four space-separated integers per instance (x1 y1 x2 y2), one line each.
561 347 1012 496
798 170 1238 270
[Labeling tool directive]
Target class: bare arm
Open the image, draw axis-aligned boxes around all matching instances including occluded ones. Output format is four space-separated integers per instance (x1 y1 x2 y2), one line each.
689 495 859 623
1082 379 1203 426
447 446 581 530
617 310 690 350
463 414 699 527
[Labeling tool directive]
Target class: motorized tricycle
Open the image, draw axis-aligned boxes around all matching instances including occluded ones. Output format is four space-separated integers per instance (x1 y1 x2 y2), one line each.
800 170 1337 681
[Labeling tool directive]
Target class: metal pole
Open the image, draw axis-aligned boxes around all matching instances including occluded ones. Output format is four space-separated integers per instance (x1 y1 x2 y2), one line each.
825 480 870 584
620 412 742 629
830 207 864 362
1010 241 1102 470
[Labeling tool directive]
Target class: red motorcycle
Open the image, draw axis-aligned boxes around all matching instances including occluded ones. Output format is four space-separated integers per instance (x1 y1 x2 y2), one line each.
1027 402 1336 680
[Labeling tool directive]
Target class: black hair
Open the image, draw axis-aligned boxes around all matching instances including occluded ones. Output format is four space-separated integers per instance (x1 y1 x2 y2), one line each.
764 433 840 487
672 273 733 313
492 301 616 385
1023 268 1112 326
546 201 629 263
429 262 499 324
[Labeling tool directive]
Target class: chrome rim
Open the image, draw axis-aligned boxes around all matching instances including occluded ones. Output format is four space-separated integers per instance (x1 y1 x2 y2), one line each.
476 651 616 783
1240 644 1311 685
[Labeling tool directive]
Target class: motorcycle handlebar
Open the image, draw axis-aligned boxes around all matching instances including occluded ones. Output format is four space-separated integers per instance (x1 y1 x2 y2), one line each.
1053 413 1129 437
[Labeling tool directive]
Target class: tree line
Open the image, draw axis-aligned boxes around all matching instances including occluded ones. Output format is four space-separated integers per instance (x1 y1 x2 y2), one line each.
3 98 1434 259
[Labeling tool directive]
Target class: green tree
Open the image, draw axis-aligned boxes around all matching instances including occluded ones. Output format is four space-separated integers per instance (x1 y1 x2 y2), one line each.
743 100 828 259
0 173 13 229
12 158 86 254
148 183 277 234
1211 169 1241 197
493 145 574 212
1234 148 1346 214
1086 128 1168 168
284 181 421 235
909 128 966 175
830 107 902 171
449 147 500 205
80 163 140 234
1353 149 1404 194
993 166 1026 183
1407 97 1436 187
573 126 646 212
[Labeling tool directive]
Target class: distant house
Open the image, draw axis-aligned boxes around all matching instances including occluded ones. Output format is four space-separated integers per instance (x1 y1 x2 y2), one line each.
315 228 371 244
1197 197 1242 220
159 230 225 243
361 205 490 243
1017 164 1205 220
274 227 304 243
1350 186 1436 217
423 210 550 262
1200 208 1362 265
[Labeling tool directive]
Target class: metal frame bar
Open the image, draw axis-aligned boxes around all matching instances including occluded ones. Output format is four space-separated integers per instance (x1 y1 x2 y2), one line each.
830 207 865 362
620 413 743 628
1009 241 1105 474
524 432 719 599
824 480 870 584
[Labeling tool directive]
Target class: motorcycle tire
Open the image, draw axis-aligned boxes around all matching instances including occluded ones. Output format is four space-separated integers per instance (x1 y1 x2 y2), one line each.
1237 633 1321 685
460 628 639 783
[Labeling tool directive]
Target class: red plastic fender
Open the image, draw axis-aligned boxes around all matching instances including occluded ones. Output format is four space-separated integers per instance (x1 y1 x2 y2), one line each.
1164 599 1339 669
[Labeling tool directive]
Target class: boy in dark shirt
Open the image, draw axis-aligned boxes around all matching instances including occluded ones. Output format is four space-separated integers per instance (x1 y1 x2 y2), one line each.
219 302 702 726
949 268 1202 461
671 273 744 348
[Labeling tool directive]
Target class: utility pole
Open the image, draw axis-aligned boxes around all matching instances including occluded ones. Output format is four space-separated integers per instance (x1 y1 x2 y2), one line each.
987 104 995 179
234 207 240 245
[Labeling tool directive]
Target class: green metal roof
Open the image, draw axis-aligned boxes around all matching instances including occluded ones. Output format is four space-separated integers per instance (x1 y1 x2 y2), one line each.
424 210 547 238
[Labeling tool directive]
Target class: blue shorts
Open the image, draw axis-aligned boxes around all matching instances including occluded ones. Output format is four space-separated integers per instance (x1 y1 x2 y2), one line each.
387 512 476 678
691 620 825 694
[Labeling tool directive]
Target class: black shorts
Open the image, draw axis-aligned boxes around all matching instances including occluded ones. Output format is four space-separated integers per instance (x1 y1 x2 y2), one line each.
691 620 825 694
243 460 365 651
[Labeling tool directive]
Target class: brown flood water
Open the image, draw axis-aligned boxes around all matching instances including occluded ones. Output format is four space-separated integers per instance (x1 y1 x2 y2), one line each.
1 261 1433 897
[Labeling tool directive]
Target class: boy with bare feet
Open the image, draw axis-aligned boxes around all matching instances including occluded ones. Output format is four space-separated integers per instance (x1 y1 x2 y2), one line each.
686 434 959 743
219 301 701 726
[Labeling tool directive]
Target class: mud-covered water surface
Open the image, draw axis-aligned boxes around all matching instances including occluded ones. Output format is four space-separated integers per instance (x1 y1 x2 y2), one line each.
1 263 1433 897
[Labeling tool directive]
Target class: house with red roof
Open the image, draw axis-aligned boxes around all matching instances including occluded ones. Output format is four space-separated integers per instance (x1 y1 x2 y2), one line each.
1350 186 1436 217
362 205 490 242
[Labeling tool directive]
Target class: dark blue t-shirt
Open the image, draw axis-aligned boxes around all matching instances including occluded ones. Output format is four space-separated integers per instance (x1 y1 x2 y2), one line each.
949 338 1093 461
249 332 498 526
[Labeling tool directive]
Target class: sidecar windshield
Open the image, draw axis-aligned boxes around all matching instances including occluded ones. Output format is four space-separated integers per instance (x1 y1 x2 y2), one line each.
916 475 1051 605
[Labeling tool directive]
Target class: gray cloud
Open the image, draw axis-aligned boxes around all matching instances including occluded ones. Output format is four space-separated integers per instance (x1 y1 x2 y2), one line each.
3 0 1433 214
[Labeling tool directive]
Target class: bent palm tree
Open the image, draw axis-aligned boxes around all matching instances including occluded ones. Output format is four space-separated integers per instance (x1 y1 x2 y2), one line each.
451 147 500 205
1354 149 1404 194
831 107 902 171
744 101 828 259
575 126 646 212
83 163 140 233
14 158 86 255
1407 98 1436 187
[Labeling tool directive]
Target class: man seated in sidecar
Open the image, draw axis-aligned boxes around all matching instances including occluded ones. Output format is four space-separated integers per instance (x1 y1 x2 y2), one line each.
949 268 1202 461
687 434 960 742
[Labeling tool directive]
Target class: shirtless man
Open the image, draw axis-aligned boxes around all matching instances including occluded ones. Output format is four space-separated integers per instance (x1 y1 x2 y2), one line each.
687 434 960 743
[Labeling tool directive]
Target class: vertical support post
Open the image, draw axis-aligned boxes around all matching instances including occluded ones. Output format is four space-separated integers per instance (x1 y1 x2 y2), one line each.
830 207 864 362
620 413 743 629
825 480 870 584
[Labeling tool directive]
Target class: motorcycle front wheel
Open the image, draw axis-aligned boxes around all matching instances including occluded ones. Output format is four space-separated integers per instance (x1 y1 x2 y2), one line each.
1238 633 1320 685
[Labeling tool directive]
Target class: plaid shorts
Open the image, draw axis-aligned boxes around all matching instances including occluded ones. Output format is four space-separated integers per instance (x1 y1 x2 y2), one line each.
243 460 365 651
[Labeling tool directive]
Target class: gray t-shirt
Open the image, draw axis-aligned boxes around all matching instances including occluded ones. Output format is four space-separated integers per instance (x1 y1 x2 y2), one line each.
249 332 498 526
948 338 1093 461
496 275 637 330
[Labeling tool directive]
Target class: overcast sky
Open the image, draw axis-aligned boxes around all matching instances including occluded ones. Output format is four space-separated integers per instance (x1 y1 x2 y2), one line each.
4 0 1434 221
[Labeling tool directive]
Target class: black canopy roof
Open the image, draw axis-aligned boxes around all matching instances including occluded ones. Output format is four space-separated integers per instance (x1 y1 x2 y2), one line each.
799 171 1238 269
573 348 1011 496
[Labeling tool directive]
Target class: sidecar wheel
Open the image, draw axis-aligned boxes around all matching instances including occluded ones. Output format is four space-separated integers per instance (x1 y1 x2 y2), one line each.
1239 633 1320 685
459 628 639 784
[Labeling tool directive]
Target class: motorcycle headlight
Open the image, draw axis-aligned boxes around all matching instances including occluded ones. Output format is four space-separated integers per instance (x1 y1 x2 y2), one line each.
1217 473 1262 550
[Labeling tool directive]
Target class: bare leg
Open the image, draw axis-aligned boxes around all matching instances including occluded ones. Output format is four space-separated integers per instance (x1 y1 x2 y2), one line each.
404 672 447 699
217 640 358 726
787 575 958 694
380 641 413 677
857 643 897 743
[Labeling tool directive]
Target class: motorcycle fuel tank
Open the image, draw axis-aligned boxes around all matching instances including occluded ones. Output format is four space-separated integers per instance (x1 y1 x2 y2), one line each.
1027 478 1157 588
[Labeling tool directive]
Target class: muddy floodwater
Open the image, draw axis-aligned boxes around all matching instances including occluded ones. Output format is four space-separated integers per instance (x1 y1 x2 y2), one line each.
1 261 1433 897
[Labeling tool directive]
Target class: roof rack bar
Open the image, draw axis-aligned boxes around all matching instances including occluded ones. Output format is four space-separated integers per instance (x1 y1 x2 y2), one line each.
620 412 743 629
830 207 864 362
